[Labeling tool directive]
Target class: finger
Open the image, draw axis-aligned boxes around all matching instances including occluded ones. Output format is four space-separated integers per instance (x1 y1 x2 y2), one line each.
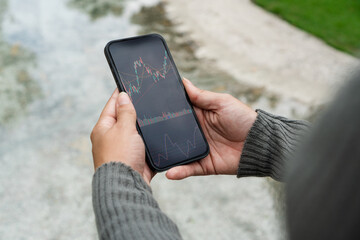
115 92 137 128
97 89 119 130
183 78 223 110
166 161 205 180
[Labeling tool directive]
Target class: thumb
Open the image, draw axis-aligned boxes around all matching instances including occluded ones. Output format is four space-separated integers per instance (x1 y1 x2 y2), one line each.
166 162 205 180
183 78 223 110
115 92 137 128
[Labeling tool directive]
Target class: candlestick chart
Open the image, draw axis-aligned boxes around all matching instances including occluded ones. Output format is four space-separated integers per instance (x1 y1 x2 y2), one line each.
119 50 171 105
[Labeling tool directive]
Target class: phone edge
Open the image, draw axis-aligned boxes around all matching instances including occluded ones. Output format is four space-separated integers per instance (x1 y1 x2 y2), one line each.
103 33 210 172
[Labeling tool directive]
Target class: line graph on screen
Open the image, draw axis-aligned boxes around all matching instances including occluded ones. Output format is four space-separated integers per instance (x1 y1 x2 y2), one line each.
119 50 172 104
155 125 203 166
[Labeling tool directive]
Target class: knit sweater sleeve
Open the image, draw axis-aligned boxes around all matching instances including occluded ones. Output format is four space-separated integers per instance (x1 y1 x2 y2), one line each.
92 162 182 240
237 109 309 181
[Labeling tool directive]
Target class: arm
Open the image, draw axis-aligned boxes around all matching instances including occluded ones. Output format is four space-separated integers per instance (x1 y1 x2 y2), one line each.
286 70 360 239
91 90 182 240
238 109 309 181
92 162 181 240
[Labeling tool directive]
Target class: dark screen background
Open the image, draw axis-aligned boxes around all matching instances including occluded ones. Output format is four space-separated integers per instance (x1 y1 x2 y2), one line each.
108 35 207 169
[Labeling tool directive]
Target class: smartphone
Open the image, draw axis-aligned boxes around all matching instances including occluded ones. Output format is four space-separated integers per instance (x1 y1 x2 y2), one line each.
104 34 209 171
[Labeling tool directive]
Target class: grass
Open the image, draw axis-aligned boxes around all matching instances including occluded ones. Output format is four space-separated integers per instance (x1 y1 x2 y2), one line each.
253 0 360 56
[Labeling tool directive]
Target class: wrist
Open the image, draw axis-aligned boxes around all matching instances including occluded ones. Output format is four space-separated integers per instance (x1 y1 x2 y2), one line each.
94 162 153 191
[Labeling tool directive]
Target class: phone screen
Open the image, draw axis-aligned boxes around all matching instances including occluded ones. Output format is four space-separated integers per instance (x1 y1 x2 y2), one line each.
106 35 208 170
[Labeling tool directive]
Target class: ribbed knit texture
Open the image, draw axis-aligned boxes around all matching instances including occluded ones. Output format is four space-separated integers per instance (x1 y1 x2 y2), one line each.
237 109 309 181
92 162 182 240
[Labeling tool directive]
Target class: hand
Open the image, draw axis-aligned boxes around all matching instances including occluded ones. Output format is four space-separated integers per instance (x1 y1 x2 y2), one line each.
166 78 257 180
90 89 154 185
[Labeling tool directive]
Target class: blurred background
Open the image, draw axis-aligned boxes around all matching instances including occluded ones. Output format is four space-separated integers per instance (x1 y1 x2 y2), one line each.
0 0 359 239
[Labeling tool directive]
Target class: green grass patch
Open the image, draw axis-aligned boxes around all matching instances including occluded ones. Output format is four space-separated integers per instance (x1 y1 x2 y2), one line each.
253 0 360 56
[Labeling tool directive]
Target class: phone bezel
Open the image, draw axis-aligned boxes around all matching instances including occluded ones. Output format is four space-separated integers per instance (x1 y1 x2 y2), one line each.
104 33 209 171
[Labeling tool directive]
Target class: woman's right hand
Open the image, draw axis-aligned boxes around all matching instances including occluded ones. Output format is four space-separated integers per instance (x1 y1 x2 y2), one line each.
166 78 257 180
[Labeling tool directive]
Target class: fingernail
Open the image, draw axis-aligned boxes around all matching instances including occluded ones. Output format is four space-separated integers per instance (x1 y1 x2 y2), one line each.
118 92 130 105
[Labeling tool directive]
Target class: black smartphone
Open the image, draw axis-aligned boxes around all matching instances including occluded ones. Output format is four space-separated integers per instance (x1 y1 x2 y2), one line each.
104 34 209 171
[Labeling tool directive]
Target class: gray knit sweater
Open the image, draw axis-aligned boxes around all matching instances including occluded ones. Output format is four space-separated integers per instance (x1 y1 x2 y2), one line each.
92 70 360 240
92 109 307 240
